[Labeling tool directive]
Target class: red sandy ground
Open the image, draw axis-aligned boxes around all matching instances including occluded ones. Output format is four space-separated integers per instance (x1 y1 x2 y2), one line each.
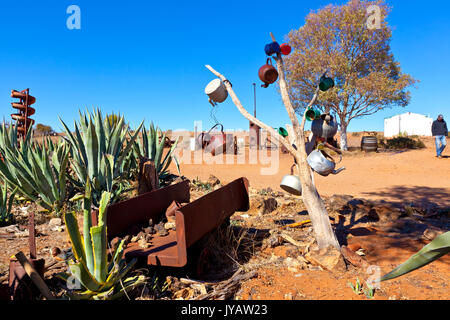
170 134 450 300
170 134 450 207
1 134 448 300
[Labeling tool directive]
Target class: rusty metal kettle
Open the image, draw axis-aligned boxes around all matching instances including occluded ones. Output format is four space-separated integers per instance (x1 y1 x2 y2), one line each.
197 124 227 156
258 58 278 88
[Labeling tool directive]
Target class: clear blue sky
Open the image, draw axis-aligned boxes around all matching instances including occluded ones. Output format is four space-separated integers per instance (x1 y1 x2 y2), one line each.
1 0 449 133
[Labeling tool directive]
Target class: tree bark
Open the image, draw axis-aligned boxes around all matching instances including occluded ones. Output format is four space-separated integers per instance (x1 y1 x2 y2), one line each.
339 119 349 151
204 33 340 250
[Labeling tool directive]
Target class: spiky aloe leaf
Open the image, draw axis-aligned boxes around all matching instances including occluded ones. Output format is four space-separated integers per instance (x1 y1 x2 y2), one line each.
83 179 94 274
95 275 146 300
97 191 111 227
380 231 450 282
90 225 108 283
64 211 86 263
108 239 125 273
68 261 102 292
86 118 99 181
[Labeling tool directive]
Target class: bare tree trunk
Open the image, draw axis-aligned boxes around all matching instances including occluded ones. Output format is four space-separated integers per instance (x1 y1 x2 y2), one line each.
205 33 340 250
339 119 349 151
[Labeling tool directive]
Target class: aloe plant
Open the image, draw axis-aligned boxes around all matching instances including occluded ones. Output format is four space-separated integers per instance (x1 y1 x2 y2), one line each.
134 122 180 187
59 109 144 206
380 231 450 282
59 181 145 300
0 183 17 226
0 123 70 212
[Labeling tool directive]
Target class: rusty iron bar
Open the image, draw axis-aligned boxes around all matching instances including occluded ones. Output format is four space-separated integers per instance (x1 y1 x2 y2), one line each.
120 177 250 267
8 208 43 300
28 210 37 259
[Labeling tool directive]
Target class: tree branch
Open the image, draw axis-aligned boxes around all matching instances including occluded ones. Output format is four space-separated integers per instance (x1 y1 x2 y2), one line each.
204 65 298 156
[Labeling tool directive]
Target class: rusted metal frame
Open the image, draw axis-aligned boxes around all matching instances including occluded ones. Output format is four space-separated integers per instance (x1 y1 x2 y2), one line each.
123 178 250 267
28 210 37 259
181 177 249 249
9 208 45 300
91 179 191 239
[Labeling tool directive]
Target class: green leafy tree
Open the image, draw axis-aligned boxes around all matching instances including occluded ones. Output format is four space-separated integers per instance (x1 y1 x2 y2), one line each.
284 0 417 150
35 123 54 136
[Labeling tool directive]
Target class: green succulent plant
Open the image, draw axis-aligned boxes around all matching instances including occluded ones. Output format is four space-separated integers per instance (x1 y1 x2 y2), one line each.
59 180 145 300
59 109 144 206
380 231 450 282
0 123 70 212
0 183 17 226
134 122 180 187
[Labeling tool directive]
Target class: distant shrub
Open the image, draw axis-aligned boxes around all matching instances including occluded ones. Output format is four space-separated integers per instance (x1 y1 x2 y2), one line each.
351 132 359 137
378 136 426 150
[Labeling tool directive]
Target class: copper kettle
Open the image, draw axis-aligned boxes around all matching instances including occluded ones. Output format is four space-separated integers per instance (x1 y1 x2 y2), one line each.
258 58 278 88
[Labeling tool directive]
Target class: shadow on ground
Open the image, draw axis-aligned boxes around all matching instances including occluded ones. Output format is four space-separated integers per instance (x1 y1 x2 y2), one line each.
362 185 450 208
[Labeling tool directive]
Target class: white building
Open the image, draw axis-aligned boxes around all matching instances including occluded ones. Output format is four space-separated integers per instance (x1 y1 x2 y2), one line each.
384 112 433 137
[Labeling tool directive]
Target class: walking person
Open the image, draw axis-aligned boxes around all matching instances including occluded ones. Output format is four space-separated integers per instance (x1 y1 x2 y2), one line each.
431 114 448 158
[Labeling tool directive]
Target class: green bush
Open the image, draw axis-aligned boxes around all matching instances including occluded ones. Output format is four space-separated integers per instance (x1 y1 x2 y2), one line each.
378 136 426 150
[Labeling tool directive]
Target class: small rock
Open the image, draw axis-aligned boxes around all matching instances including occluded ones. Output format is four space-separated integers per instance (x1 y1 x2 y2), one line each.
263 234 284 248
137 231 145 239
143 226 156 235
0 225 20 234
207 175 220 187
261 198 278 215
51 226 65 232
341 245 370 269
14 230 29 237
138 238 150 249
305 244 346 272
123 235 131 244
48 218 62 228
284 293 293 300
329 194 353 209
422 227 444 240
51 247 61 257
347 243 362 252
164 221 176 230
155 222 169 236
368 205 402 222
250 197 264 210
284 257 302 269
171 176 187 185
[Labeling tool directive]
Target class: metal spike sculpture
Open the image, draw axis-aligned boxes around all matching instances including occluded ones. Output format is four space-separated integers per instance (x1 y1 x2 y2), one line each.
11 89 36 139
